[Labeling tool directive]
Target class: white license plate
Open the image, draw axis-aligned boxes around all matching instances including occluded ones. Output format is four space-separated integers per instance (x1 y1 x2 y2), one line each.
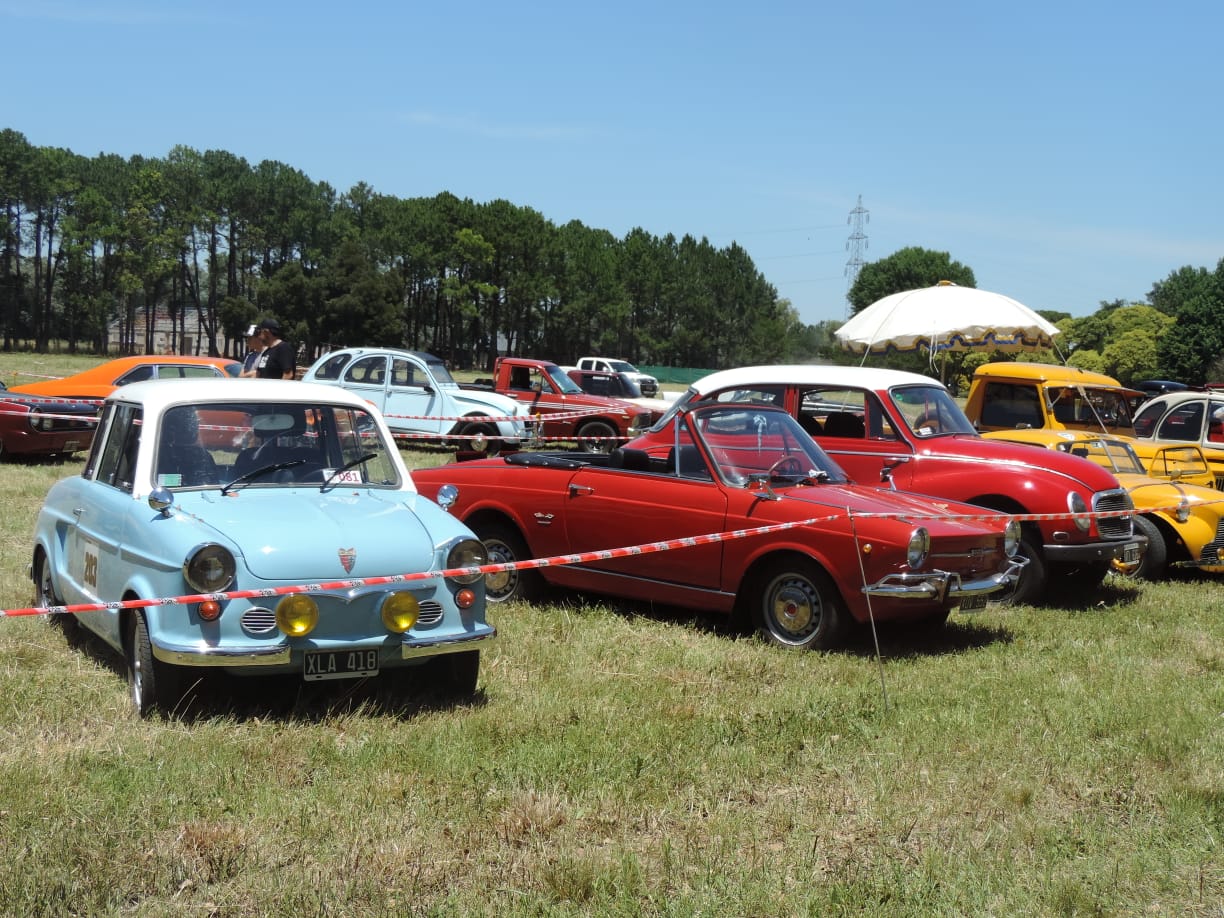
304 649 380 681
1121 542 1142 563
958 594 988 612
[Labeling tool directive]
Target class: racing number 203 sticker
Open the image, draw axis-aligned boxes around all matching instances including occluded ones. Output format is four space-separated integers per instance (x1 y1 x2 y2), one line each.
82 539 100 591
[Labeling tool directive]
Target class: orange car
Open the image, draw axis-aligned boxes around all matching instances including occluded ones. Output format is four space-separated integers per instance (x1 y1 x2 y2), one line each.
10 355 241 401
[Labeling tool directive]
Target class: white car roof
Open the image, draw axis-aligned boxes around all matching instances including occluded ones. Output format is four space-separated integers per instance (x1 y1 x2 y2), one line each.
109 378 372 413
689 364 947 395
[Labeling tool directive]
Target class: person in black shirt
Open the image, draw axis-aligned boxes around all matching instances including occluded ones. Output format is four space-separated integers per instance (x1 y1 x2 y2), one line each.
255 318 296 380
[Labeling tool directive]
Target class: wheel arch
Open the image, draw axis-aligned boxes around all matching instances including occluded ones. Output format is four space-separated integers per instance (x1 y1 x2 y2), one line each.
733 548 845 623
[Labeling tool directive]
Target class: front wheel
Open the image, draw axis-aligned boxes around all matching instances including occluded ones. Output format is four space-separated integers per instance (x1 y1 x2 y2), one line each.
750 558 847 650
458 419 499 453
472 520 544 603
994 531 1046 606
1113 515 1166 580
126 612 182 718
34 550 77 637
575 420 618 454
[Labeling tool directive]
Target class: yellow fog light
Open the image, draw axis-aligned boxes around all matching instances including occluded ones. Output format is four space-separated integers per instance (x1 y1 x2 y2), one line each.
275 594 319 637
381 591 420 633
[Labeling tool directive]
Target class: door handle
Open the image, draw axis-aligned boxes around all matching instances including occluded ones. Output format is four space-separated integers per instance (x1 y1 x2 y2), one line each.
568 484 594 497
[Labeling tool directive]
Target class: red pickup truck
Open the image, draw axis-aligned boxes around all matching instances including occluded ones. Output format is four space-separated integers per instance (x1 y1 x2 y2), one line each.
468 357 651 453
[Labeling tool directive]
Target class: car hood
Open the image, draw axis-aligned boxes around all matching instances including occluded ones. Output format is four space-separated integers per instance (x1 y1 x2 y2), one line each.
178 490 438 581
779 482 995 531
446 387 524 417
919 433 1123 490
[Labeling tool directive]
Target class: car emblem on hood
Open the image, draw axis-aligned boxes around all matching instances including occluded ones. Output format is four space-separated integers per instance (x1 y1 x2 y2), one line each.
338 548 357 573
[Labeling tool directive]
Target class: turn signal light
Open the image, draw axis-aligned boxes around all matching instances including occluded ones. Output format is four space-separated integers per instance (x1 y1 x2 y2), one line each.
197 600 222 621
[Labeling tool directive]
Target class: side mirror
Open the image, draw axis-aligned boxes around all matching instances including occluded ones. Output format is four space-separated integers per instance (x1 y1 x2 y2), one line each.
148 486 174 515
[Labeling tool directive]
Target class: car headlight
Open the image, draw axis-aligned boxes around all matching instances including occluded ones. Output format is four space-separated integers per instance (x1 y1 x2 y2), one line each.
380 591 420 633
1003 519 1022 557
276 594 319 636
906 528 930 569
447 538 488 585
1067 492 1091 532
183 543 236 593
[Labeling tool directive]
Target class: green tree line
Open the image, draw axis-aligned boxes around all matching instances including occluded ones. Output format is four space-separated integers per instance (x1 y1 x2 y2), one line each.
0 128 819 370
838 246 1224 387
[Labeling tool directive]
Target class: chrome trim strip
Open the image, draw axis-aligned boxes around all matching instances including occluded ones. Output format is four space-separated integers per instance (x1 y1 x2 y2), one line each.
400 627 497 659
153 643 292 667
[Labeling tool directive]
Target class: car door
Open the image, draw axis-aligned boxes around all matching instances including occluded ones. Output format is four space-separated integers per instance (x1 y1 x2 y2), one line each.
558 455 728 592
382 355 445 435
339 355 390 415
62 403 142 644
799 387 917 490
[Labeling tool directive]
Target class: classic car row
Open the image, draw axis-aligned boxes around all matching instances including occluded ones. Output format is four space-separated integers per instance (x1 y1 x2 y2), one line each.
23 356 1222 718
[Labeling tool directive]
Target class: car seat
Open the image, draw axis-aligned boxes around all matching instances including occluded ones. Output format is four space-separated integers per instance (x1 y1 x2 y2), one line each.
157 408 220 486
820 412 865 438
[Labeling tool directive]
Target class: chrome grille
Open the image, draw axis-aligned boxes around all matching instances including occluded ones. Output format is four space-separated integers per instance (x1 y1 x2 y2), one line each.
415 600 444 627
1202 520 1224 564
241 606 278 635
1092 489 1133 540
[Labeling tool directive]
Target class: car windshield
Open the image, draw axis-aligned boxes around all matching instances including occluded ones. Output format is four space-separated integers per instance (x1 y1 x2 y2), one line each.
543 364 585 394
155 401 401 491
888 385 978 437
424 358 459 387
1047 385 1136 435
1054 437 1147 475
679 404 849 487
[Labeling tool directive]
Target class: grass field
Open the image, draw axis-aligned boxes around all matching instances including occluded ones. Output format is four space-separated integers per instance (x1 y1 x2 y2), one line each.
0 352 1221 915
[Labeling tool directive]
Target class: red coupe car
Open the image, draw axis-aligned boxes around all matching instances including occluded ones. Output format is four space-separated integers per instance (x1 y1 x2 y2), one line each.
412 403 1025 650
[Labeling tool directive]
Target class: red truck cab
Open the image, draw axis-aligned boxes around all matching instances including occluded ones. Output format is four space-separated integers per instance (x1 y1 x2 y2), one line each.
477 358 651 454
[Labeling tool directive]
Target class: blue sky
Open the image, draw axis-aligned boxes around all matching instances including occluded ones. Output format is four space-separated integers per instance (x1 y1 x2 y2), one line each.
3 1 1221 327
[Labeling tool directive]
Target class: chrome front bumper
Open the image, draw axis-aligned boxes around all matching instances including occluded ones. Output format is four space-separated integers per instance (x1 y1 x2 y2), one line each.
862 558 1028 602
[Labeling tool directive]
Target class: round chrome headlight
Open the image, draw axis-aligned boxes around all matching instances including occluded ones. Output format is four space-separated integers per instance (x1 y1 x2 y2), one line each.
1067 491 1091 532
183 543 236 593
906 528 930 569
447 538 488 585
1003 519 1022 557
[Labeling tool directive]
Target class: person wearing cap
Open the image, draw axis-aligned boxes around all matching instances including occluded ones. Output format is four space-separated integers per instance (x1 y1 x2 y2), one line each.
254 318 296 380
239 324 264 378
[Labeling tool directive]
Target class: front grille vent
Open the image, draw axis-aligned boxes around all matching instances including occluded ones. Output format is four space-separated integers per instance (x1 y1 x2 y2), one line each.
1092 489 1133 540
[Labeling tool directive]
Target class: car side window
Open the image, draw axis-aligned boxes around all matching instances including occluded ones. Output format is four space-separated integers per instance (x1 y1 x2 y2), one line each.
312 354 350 381
115 365 154 385
344 356 386 385
93 404 142 493
391 358 420 387
1156 402 1204 441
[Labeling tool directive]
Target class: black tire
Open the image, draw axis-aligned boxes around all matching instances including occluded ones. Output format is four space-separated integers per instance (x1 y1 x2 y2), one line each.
458 419 499 453
126 612 182 718
575 419 618 454
432 650 480 697
34 550 78 638
472 520 544 603
752 557 847 650
994 532 1046 606
1115 515 1167 580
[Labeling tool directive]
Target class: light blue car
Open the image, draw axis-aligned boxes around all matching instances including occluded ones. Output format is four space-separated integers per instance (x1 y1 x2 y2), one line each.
31 378 495 717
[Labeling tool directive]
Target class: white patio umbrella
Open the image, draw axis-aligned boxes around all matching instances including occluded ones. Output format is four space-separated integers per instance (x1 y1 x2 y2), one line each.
834 281 1059 355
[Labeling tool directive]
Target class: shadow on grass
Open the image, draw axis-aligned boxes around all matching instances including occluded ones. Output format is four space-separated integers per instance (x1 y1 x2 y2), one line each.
49 619 487 723
542 592 1015 659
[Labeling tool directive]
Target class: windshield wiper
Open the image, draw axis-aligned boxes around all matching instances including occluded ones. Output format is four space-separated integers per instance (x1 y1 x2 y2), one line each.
220 459 307 495
321 453 376 490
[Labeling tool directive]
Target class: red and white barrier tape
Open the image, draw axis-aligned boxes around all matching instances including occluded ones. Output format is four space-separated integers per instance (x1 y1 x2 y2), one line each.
6 501 1208 619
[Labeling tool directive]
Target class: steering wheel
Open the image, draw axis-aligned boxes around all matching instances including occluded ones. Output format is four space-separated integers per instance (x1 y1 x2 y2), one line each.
768 455 805 480
914 412 941 433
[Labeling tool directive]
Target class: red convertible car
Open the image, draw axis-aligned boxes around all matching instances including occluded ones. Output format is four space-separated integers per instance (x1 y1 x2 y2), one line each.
412 404 1025 650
